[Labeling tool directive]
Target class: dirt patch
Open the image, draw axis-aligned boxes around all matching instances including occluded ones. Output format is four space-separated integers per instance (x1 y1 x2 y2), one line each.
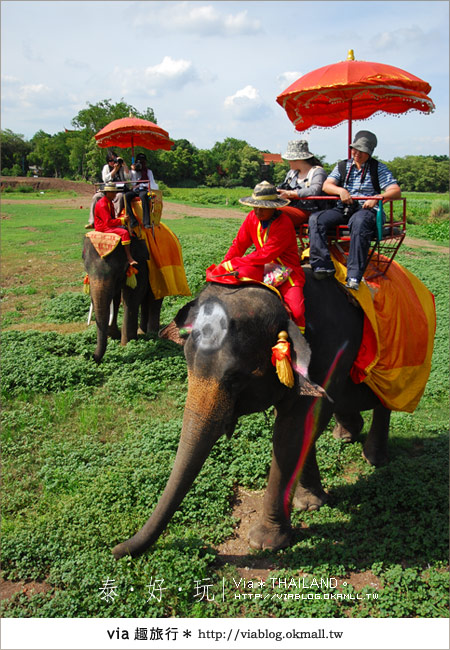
159 201 244 220
2 178 447 251
1 175 94 196
214 488 282 581
1 176 246 217
342 570 382 591
214 489 383 591
0 578 53 601
403 236 448 254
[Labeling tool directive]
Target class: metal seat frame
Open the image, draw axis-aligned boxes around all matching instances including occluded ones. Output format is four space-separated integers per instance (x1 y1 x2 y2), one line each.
297 197 407 280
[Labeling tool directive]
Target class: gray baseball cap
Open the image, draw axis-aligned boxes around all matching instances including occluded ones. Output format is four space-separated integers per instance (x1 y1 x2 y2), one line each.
350 130 377 155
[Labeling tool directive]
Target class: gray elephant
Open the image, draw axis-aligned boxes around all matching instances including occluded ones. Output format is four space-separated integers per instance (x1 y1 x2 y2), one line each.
112 270 401 559
82 236 162 363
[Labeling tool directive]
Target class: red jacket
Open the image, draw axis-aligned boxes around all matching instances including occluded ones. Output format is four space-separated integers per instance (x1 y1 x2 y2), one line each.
222 210 304 285
94 196 126 232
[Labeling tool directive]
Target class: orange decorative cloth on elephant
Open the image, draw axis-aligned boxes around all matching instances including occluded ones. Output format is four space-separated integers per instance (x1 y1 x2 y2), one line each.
332 255 436 413
85 231 121 258
142 223 191 300
122 194 190 300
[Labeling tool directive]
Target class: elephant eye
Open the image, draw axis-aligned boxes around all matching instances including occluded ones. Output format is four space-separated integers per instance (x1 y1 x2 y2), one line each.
223 369 251 394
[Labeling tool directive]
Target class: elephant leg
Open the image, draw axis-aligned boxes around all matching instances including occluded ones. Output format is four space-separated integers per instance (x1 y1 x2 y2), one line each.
140 289 163 334
363 405 391 466
121 291 139 346
248 399 331 551
332 411 364 442
292 444 328 511
122 271 148 345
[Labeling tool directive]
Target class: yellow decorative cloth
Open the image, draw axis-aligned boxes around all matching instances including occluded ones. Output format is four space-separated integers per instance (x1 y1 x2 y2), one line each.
331 254 436 413
143 223 191 299
120 194 191 299
129 190 162 226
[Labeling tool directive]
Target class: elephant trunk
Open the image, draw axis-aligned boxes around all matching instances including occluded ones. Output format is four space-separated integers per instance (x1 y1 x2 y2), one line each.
112 373 233 559
89 277 110 363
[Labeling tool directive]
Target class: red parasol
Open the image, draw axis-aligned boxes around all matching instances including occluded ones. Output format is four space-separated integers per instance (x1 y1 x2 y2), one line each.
94 116 174 159
276 50 435 155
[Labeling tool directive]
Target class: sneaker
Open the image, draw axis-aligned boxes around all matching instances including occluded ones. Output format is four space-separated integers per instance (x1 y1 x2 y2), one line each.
313 268 335 280
346 277 360 290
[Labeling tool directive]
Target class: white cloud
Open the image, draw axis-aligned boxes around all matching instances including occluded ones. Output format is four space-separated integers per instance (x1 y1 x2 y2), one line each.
369 25 427 51
1 74 20 85
2 81 51 109
185 109 200 118
224 85 271 121
22 40 44 63
116 56 198 97
64 58 91 70
277 71 302 91
146 56 193 79
1 77 79 120
134 2 262 36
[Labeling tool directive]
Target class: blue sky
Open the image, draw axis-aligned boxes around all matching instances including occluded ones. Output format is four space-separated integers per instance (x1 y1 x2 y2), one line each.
1 0 449 163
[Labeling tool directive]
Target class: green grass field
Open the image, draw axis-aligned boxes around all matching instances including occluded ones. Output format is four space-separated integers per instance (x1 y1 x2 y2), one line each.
1 192 448 618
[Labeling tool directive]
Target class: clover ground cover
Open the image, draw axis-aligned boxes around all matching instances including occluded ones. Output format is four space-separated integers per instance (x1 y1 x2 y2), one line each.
1 196 448 618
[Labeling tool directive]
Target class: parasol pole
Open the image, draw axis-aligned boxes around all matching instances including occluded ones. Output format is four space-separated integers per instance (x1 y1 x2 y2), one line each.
129 112 135 163
347 49 354 158
348 98 353 159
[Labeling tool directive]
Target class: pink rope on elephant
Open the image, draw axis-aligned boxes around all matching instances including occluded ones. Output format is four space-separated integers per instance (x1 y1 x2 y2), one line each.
283 343 348 519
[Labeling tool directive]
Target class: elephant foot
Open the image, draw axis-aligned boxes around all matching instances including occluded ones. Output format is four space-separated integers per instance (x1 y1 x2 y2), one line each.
108 325 121 340
292 484 327 511
248 522 292 551
362 445 388 467
332 413 364 443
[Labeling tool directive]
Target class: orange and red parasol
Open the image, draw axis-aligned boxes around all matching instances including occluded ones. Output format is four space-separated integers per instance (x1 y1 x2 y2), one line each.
276 50 435 155
94 116 174 159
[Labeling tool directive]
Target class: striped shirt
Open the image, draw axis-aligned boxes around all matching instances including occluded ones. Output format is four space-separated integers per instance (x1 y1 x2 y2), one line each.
329 159 397 207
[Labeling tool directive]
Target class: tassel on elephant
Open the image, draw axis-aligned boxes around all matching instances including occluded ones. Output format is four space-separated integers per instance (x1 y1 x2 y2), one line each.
82 236 162 363
112 270 393 559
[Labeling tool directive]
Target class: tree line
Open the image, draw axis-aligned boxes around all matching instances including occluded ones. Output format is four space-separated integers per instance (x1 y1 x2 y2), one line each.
1 99 448 193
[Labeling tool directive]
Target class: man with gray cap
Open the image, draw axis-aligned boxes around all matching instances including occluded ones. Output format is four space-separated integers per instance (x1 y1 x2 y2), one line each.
308 130 401 290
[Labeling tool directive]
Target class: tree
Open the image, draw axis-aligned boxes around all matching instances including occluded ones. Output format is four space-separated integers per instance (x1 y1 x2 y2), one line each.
71 99 157 134
208 138 264 187
68 99 158 181
387 156 449 192
1 129 32 175
27 130 72 178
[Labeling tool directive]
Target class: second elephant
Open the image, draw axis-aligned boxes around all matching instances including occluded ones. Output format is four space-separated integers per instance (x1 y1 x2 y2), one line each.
82 235 162 363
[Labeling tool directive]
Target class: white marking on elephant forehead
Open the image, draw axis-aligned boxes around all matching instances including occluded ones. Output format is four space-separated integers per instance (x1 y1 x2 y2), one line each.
192 302 228 350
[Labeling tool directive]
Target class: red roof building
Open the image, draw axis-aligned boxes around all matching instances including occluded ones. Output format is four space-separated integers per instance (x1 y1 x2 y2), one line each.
261 153 283 165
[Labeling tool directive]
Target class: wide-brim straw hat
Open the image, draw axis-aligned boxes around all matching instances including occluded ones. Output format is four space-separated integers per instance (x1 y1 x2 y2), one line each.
239 181 290 208
282 139 315 161
103 183 119 193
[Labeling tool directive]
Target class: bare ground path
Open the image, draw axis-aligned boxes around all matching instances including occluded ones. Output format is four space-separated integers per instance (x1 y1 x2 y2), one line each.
2 176 447 252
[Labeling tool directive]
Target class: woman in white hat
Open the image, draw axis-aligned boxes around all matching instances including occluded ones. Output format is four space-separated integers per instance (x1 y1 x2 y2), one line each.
211 181 306 333
277 140 327 227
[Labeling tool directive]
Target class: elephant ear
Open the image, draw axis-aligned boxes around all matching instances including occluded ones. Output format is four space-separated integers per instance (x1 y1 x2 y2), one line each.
286 320 331 400
159 299 199 346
